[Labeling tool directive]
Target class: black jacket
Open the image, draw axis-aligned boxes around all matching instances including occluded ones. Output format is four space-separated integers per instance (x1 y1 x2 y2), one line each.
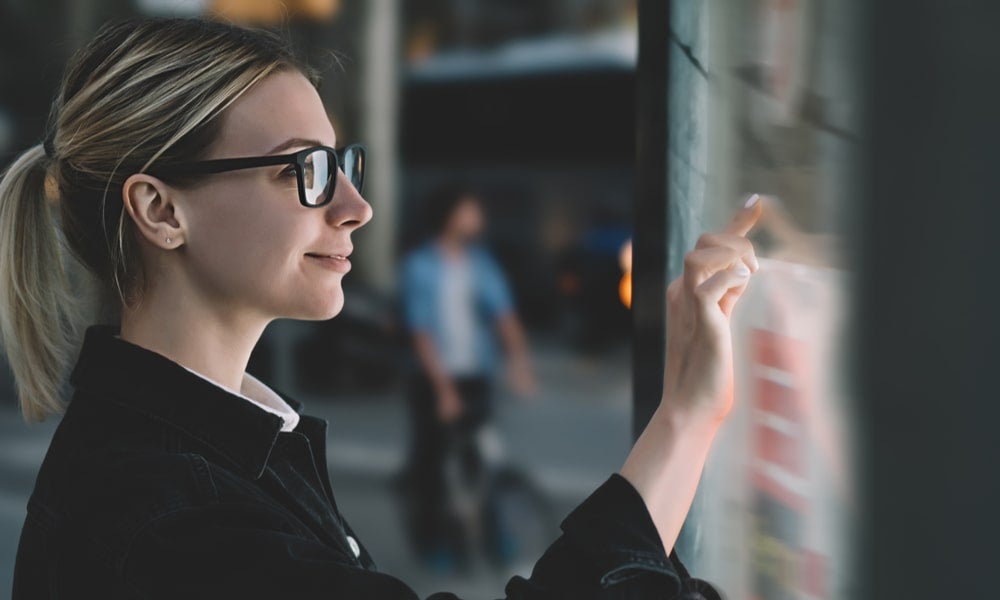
12 324 721 599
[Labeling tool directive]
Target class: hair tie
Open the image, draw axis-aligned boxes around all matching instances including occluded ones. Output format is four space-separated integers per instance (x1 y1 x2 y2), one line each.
42 134 56 159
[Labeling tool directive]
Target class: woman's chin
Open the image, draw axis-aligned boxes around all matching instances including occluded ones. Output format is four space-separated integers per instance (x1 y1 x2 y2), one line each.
309 299 345 321
272 282 346 320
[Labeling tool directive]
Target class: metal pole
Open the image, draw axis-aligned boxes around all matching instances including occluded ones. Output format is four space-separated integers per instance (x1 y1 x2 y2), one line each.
358 0 400 292
632 0 671 441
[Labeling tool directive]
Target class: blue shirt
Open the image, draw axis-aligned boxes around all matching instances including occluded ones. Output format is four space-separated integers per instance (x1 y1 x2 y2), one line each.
400 241 515 376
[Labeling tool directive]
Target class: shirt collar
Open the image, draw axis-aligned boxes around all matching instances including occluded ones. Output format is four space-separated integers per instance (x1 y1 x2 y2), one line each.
178 364 300 433
68 324 306 479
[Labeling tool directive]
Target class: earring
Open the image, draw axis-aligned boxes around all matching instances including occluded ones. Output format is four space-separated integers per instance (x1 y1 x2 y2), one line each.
165 237 172 244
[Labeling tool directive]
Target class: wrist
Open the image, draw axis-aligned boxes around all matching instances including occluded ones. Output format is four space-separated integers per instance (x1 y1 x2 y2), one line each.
509 354 529 369
433 378 455 396
619 400 721 554
655 395 726 439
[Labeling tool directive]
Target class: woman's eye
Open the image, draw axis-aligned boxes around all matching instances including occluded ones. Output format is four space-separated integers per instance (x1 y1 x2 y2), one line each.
280 166 297 177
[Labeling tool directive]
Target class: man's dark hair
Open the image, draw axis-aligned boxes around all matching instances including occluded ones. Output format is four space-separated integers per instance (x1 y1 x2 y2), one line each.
423 182 481 237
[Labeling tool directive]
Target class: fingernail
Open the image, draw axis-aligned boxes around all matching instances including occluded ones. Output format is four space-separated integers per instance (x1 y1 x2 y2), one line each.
744 193 760 208
735 264 751 277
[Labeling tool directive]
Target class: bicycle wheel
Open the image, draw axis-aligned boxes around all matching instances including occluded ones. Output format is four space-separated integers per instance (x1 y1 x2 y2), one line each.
481 465 560 572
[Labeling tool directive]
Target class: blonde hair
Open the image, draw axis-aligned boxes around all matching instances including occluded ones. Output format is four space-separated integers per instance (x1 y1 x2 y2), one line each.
0 17 317 422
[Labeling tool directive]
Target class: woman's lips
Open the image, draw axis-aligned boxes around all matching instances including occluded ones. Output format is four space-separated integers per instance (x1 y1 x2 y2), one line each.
306 253 351 273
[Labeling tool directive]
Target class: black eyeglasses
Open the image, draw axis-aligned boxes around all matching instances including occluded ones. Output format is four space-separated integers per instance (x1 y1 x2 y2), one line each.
150 144 365 208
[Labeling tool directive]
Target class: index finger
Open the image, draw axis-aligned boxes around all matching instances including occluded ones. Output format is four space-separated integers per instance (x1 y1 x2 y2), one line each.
722 193 764 237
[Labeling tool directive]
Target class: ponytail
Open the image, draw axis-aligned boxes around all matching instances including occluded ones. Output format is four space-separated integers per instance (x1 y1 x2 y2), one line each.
0 145 85 422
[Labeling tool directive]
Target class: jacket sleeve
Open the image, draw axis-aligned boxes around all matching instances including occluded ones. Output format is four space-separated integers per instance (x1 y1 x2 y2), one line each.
122 474 722 600
495 473 724 600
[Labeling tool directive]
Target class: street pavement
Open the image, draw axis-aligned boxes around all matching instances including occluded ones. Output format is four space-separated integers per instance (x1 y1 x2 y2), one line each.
0 339 633 599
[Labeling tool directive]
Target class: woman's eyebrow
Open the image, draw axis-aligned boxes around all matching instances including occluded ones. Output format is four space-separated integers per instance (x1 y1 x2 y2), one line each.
266 137 327 155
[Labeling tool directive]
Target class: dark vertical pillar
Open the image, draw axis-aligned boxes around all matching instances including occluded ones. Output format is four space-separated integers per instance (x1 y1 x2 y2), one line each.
861 2 1000 598
632 0 670 438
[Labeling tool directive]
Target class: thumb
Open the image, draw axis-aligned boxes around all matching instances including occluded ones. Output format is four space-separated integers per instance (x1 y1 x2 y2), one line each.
694 264 752 317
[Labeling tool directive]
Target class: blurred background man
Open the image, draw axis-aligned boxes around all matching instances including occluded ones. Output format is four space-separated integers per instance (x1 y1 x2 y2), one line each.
397 185 536 574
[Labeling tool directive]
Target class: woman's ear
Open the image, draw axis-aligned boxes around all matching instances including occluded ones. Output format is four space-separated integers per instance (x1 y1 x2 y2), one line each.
121 174 184 249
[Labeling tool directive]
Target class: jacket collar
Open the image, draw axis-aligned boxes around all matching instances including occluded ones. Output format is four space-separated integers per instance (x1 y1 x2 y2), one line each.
69 324 305 479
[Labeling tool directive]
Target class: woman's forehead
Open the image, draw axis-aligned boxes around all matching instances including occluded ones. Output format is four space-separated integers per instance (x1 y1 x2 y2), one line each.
214 70 337 156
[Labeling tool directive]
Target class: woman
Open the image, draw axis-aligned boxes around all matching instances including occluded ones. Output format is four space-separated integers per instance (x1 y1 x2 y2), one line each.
0 17 761 600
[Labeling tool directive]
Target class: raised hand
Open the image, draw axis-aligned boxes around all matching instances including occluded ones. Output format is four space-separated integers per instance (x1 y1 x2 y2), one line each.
619 194 764 556
662 195 763 427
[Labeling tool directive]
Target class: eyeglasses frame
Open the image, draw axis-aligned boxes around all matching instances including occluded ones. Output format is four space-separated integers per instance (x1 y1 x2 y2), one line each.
149 143 366 208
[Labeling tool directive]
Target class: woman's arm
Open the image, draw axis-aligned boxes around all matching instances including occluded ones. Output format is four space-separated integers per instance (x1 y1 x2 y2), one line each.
115 470 701 600
620 197 763 555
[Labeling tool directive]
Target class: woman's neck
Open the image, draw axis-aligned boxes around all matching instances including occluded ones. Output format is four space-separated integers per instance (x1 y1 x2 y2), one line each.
119 282 269 394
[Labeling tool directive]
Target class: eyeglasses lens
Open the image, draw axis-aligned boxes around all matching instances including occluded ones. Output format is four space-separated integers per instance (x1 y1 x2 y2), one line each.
344 146 364 194
302 149 332 206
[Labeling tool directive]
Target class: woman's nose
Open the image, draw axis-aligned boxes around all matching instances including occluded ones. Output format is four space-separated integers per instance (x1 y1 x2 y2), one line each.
327 170 373 229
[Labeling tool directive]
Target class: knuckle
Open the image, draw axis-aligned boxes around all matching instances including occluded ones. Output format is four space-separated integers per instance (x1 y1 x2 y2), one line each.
696 233 717 248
